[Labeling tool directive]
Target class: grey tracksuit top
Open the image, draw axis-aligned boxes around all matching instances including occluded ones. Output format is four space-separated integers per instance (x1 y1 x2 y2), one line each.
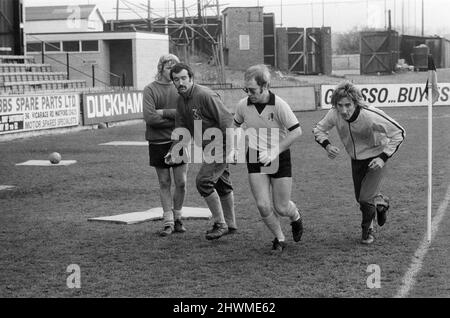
313 105 405 162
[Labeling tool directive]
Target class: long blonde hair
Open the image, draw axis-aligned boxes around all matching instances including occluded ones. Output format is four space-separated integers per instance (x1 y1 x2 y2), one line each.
155 54 180 81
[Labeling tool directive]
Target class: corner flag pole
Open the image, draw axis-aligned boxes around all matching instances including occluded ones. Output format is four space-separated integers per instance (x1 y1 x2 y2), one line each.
427 75 432 243
426 54 440 243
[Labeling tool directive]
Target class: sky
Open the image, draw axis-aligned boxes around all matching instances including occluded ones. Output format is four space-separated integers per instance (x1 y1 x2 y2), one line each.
24 0 450 35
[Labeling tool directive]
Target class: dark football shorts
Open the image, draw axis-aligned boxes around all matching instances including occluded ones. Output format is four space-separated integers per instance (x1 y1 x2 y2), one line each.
246 148 292 178
148 142 185 168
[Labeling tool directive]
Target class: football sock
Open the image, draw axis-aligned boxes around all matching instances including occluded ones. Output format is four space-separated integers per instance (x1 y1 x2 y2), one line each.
263 212 285 242
204 190 226 225
173 208 182 221
289 201 301 222
220 192 236 229
275 201 300 222
163 210 174 227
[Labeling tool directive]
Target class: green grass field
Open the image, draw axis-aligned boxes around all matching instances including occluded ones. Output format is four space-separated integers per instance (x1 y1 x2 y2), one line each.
1 105 450 298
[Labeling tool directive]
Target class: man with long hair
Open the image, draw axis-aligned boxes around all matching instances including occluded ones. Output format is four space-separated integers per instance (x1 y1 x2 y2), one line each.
143 54 188 237
313 81 405 244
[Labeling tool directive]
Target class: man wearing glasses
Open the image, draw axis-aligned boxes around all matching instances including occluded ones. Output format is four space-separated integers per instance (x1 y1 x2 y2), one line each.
165 63 237 240
232 64 304 253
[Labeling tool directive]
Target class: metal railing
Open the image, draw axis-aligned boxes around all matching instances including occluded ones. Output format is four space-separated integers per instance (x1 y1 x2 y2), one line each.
27 35 126 89
199 79 309 90
198 82 233 89
0 84 134 95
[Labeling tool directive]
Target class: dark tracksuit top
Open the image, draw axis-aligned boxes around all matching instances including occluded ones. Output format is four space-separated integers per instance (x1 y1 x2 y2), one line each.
174 83 233 149
174 83 234 197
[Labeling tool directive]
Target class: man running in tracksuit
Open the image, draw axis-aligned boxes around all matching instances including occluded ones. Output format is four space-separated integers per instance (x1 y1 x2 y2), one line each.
165 63 237 240
313 81 405 244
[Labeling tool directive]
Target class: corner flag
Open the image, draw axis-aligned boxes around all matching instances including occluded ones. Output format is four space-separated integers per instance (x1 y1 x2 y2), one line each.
426 54 439 242
426 54 440 104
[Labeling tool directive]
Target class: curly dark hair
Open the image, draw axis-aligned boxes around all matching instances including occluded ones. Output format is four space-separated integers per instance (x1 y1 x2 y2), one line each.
170 63 194 81
330 81 366 108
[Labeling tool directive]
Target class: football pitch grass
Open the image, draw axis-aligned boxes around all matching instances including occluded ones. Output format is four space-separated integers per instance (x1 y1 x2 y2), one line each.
1 106 449 298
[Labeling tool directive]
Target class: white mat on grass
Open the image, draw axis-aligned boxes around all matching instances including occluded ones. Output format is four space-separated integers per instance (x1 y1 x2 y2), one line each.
88 206 211 225
99 141 147 146
16 160 77 166
0 185 15 191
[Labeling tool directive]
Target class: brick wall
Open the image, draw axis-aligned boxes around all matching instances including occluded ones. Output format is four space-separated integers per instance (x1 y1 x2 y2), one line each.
223 7 264 70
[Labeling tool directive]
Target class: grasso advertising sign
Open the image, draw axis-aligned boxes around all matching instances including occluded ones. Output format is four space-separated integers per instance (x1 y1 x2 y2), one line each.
0 93 80 135
321 83 450 109
83 91 143 125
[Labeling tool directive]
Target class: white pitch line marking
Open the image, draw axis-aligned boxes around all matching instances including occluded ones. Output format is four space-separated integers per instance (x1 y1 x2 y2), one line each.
15 160 77 166
0 185 15 191
395 184 450 298
88 207 211 225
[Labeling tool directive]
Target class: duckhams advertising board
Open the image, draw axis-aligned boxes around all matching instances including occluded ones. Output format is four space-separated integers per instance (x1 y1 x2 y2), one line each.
321 83 450 109
0 93 80 135
82 91 143 125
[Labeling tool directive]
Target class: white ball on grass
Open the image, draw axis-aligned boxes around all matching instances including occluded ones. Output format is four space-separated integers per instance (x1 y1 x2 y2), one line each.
49 152 61 164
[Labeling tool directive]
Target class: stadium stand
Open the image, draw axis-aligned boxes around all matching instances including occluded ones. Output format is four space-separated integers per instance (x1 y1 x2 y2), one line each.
0 55 87 94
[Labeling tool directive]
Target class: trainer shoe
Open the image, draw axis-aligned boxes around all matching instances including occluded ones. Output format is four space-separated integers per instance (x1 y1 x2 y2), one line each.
291 217 304 242
272 238 287 252
361 228 375 245
205 223 228 240
205 223 220 234
174 219 186 233
227 227 238 235
159 225 173 237
206 223 237 235
376 196 390 227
